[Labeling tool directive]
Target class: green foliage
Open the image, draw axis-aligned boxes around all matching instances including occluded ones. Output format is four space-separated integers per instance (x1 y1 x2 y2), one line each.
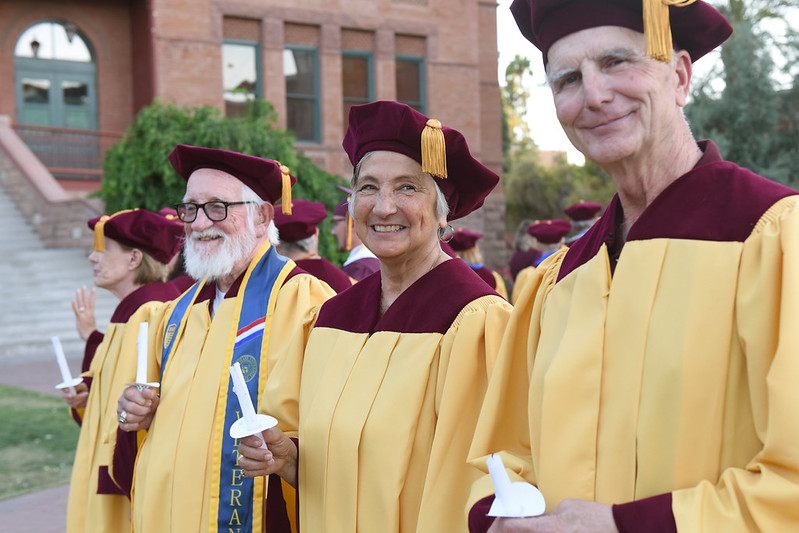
99 99 348 261
686 2 799 187
0 385 80 500
504 146 614 231
502 55 534 149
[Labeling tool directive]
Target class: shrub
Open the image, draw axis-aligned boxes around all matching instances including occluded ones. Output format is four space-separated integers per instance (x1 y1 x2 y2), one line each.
100 99 348 262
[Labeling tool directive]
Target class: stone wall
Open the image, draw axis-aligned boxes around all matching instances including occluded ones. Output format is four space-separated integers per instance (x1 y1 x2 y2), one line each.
0 116 102 249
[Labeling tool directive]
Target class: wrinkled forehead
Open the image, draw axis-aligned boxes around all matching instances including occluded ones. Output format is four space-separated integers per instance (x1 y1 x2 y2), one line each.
355 150 425 179
545 25 645 73
184 168 243 201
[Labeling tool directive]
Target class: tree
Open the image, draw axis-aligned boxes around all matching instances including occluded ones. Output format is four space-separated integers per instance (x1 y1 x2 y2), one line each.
686 1 799 187
502 55 534 151
99 99 348 262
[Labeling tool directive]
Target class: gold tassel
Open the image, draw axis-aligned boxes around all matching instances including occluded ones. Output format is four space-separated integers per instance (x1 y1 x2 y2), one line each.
93 209 135 253
279 164 293 215
421 118 447 178
643 0 697 63
346 210 353 251
94 215 110 252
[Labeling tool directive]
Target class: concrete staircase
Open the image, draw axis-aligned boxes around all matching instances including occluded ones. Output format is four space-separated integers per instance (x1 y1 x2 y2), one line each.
0 182 116 365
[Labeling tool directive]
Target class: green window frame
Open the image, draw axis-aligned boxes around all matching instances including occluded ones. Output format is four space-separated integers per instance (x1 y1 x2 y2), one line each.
285 45 320 143
395 55 425 114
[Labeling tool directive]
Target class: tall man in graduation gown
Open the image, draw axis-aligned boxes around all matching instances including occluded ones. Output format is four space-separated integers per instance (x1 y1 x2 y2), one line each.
116 145 335 533
468 1 799 532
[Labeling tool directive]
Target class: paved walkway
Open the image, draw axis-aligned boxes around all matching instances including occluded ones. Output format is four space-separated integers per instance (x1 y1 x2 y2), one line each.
0 355 71 532
0 484 68 533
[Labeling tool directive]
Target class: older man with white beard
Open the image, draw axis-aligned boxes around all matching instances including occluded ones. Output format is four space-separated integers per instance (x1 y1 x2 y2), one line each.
115 144 335 533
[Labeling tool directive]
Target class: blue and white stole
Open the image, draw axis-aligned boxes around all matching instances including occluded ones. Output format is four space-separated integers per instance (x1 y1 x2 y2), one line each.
159 242 294 533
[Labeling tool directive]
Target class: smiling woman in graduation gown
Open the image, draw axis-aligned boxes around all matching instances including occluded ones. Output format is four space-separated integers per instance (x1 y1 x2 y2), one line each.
239 100 512 532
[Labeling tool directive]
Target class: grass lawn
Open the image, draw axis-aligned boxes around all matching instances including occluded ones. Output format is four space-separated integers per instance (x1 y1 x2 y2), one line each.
0 384 80 501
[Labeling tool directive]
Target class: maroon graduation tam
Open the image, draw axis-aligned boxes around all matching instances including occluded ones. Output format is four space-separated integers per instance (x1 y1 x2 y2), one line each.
332 198 356 251
167 144 297 213
449 228 483 252
88 209 184 264
510 0 732 65
564 201 602 221
158 207 185 227
273 199 328 242
342 101 500 221
527 218 572 244
333 199 349 218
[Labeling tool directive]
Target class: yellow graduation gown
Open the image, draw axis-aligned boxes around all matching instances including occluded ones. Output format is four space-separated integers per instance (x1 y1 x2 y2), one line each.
491 271 509 301
131 249 334 533
510 265 535 305
469 151 799 531
67 283 178 533
269 259 512 532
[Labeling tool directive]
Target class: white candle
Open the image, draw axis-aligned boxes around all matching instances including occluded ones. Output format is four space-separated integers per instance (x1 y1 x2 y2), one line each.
487 454 521 515
51 336 72 383
230 362 258 426
136 322 148 384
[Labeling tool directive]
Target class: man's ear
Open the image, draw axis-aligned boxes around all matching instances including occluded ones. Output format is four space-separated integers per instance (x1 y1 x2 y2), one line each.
674 49 692 108
256 202 275 237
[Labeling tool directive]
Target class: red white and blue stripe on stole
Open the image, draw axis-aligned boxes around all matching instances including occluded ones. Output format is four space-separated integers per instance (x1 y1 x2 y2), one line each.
235 317 266 349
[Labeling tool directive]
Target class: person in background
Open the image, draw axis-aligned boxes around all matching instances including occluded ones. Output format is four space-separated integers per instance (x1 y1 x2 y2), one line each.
449 227 509 300
564 200 602 245
116 145 335 533
274 198 353 293
65 208 184 533
331 196 380 280
507 219 542 282
468 1 799 531
237 100 512 532
158 206 195 292
510 218 570 303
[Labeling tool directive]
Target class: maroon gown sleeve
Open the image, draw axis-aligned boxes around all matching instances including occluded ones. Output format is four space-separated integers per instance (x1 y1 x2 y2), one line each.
82 329 105 372
468 493 676 533
70 329 104 425
468 495 496 533
263 437 300 533
111 427 139 498
612 493 676 533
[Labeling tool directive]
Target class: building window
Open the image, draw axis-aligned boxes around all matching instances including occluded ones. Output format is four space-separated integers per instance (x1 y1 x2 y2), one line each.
14 20 91 62
342 51 373 133
223 40 260 118
395 56 425 113
284 46 319 143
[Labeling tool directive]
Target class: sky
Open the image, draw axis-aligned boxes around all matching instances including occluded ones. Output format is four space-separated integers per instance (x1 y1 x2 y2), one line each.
495 0 585 164
495 2 799 166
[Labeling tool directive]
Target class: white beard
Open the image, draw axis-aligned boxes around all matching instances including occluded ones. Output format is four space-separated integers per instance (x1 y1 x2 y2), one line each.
183 226 257 282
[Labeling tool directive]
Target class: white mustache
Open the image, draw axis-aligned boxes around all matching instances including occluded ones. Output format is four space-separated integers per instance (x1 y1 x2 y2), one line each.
189 228 226 241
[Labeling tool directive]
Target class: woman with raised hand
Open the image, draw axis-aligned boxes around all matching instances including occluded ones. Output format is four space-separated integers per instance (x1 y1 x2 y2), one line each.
65 208 183 533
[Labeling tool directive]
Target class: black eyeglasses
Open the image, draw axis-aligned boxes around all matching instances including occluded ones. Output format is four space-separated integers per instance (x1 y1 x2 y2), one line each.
174 201 255 223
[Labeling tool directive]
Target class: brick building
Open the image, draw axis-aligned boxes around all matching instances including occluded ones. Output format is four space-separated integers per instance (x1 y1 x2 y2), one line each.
0 0 507 266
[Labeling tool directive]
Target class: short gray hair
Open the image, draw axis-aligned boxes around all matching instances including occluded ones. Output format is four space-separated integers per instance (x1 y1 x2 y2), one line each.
349 151 450 220
240 182 279 246
279 233 316 254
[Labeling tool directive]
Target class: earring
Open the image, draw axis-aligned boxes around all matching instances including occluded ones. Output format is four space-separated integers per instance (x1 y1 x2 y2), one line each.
439 224 454 242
